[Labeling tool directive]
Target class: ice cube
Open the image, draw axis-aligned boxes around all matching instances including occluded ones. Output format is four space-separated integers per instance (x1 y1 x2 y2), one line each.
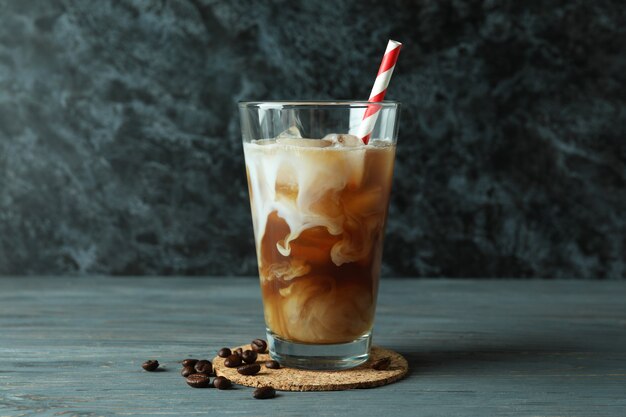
276 137 332 148
277 125 331 147
322 133 362 147
276 125 304 139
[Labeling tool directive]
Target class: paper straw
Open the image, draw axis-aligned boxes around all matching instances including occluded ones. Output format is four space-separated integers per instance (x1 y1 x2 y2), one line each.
356 40 402 144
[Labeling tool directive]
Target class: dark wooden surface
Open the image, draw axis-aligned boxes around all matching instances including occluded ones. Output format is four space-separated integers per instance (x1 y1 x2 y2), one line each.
1 277 625 416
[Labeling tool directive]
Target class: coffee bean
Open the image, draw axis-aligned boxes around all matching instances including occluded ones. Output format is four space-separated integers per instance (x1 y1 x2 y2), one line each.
237 363 261 376
265 360 280 369
251 339 268 353
194 360 212 375
233 347 243 357
218 348 231 358
253 386 276 399
185 373 211 388
242 349 258 364
181 366 195 377
213 376 232 390
224 354 242 368
182 358 198 368
372 357 391 370
142 360 159 372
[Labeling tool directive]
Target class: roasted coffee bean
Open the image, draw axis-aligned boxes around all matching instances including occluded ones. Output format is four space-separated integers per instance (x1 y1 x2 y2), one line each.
224 354 242 368
237 363 261 376
265 360 280 369
253 386 276 399
142 360 159 371
213 376 232 390
181 366 195 377
182 358 198 368
233 347 243 357
372 357 391 370
242 349 258 364
251 339 268 353
194 360 212 375
186 373 211 388
218 348 231 358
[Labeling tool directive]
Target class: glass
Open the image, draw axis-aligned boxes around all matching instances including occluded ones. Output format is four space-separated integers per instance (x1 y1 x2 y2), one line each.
239 101 400 370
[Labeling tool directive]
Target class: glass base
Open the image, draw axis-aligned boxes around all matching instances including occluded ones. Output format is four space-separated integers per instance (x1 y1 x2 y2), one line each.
266 329 372 370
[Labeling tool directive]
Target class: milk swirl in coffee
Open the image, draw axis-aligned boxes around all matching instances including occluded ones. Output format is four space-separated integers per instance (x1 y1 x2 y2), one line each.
244 133 395 344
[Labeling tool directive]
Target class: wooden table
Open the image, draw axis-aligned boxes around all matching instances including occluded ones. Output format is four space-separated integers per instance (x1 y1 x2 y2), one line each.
1 277 625 416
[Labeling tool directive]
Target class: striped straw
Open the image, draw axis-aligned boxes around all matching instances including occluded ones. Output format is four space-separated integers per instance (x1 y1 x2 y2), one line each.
356 40 402 144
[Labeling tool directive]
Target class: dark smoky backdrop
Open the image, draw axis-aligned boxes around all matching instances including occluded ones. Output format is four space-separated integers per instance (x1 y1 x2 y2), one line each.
0 0 624 278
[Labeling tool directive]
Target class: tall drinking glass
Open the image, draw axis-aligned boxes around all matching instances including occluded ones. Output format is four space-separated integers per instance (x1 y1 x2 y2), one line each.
239 101 400 370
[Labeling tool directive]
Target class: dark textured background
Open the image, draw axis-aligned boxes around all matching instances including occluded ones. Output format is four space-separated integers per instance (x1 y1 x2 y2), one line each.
0 0 624 278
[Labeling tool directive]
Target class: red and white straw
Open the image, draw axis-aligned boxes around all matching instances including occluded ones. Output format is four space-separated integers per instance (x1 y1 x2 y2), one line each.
356 40 402 144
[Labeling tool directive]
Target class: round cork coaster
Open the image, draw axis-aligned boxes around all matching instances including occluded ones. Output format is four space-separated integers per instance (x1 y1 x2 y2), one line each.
212 345 408 391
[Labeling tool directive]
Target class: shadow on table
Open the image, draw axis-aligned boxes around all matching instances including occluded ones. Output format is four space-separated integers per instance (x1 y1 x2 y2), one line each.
398 338 588 377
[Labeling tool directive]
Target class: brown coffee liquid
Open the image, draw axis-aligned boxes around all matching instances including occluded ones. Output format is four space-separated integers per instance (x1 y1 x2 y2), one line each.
245 139 395 344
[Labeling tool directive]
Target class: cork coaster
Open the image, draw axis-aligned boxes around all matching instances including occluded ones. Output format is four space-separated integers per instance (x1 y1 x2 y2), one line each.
212 345 408 391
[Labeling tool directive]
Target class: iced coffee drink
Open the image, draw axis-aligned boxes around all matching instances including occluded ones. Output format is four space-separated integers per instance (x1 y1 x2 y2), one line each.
240 101 400 369
245 134 394 341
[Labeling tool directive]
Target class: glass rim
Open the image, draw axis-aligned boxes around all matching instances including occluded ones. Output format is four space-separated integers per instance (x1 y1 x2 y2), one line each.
238 100 401 109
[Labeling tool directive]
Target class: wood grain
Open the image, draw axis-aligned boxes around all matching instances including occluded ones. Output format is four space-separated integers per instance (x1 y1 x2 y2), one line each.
1 277 625 416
